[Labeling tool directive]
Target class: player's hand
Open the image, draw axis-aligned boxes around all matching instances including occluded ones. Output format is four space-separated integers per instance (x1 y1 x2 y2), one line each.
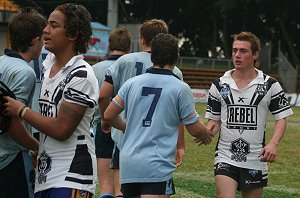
101 119 112 133
3 96 25 117
175 147 185 167
259 142 277 163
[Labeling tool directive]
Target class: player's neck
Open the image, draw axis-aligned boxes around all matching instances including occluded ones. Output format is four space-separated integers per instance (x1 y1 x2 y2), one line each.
231 67 257 89
110 50 127 56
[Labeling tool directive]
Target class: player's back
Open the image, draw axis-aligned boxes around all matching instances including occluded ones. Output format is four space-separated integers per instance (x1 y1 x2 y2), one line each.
107 51 152 96
118 68 195 183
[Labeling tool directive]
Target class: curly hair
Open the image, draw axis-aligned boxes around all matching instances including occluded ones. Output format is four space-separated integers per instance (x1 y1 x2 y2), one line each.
151 33 178 68
55 3 92 54
9 8 46 53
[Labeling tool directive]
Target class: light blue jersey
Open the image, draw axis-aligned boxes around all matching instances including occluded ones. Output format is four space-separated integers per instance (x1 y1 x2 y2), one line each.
29 47 48 134
116 68 199 184
106 52 183 148
0 49 36 169
106 51 153 148
92 55 122 126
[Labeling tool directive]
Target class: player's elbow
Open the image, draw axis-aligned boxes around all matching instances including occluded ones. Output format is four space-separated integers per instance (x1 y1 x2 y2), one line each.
51 127 74 141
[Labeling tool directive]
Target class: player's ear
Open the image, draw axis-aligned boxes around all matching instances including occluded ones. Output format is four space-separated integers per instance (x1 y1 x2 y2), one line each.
31 37 40 46
253 51 259 60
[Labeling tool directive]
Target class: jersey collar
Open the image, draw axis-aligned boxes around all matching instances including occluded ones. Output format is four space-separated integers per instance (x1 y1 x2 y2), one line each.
146 67 180 80
220 68 265 89
107 55 123 61
4 49 24 60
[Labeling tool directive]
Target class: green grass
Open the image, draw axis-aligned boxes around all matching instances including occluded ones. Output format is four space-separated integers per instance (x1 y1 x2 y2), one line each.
172 103 300 198
94 104 300 197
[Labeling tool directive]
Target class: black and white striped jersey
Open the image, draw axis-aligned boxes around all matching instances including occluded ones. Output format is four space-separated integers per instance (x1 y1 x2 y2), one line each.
36 53 98 194
205 69 293 171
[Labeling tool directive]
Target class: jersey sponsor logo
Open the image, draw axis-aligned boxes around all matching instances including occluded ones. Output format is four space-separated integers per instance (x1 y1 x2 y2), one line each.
238 97 247 103
39 99 57 117
37 150 52 184
255 83 268 95
230 138 250 162
227 105 257 130
216 162 230 171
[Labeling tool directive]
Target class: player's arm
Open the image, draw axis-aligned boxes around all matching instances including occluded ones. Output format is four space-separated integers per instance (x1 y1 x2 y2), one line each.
99 81 114 132
4 96 86 141
184 111 214 145
104 95 126 132
7 117 39 152
176 123 185 167
259 118 287 163
99 81 114 118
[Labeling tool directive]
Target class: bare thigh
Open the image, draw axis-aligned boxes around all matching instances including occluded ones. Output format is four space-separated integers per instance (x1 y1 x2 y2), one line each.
242 187 263 198
215 175 238 198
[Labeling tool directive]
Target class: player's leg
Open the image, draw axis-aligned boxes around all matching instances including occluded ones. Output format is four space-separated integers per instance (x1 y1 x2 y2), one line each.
111 146 123 197
240 168 267 198
94 122 115 198
214 162 239 198
241 188 263 198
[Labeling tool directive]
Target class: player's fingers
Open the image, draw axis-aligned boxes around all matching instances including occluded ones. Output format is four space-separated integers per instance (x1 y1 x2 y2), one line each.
258 148 265 157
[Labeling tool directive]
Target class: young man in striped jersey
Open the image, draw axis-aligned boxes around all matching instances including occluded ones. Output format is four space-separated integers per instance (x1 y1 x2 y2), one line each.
4 3 98 197
205 31 293 198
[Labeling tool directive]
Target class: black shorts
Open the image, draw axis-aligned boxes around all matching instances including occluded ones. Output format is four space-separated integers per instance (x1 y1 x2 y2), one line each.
214 162 268 191
35 188 93 198
110 145 120 170
0 151 35 198
121 178 175 197
94 122 114 158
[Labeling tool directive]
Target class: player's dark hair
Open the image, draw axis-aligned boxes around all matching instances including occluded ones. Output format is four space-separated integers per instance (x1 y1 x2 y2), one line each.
109 27 131 53
233 31 261 67
140 19 168 47
55 3 92 54
151 33 178 68
9 7 46 53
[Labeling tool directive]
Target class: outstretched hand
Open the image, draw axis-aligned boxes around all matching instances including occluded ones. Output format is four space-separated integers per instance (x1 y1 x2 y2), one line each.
194 123 216 146
3 96 25 118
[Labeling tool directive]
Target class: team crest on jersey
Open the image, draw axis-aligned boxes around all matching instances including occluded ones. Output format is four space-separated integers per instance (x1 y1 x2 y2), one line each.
220 84 231 99
255 83 268 95
37 150 52 184
249 169 259 177
278 94 290 108
230 138 250 162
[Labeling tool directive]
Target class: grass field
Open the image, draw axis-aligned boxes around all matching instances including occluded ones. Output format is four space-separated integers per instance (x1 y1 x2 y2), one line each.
94 103 300 198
